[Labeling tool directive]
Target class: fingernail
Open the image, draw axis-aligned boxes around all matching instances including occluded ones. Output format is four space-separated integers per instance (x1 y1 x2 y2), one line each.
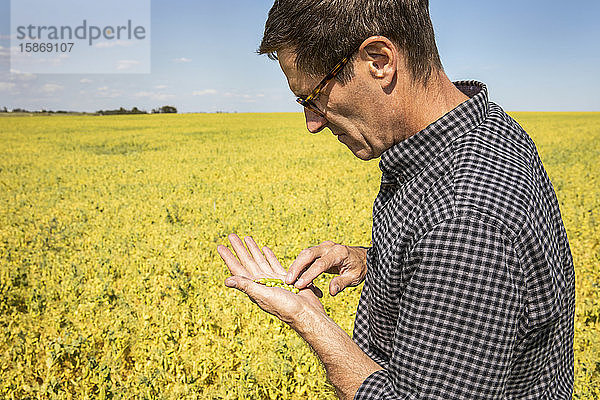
333 284 340 294
285 272 292 284
225 278 237 288
295 278 305 288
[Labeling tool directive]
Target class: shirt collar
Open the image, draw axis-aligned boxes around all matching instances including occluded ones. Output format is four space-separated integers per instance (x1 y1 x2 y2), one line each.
379 80 489 185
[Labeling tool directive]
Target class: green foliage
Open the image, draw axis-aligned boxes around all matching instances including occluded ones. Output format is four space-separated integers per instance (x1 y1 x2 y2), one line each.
0 112 598 398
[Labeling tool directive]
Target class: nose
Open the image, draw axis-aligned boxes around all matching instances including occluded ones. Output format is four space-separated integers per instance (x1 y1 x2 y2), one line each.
304 108 327 133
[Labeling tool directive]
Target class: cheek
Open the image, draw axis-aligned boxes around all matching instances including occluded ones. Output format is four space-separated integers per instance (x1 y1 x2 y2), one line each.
326 96 359 128
328 83 368 121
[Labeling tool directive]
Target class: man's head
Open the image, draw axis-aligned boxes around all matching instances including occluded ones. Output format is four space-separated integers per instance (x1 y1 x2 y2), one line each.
259 0 447 160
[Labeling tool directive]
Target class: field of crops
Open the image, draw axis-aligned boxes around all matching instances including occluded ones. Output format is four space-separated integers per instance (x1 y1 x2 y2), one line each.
0 111 598 399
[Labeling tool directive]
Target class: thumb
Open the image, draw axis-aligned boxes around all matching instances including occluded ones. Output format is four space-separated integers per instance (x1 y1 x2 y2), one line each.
224 276 239 288
225 276 273 302
329 275 356 296
225 275 254 292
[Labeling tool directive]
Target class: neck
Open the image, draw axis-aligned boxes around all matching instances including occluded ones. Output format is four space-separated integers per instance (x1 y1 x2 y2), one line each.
394 70 470 144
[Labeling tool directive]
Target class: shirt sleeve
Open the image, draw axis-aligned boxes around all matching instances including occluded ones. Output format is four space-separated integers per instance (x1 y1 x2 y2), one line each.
354 215 524 400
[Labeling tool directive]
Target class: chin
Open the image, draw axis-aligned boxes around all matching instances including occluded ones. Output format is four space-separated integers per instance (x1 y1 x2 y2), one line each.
338 135 375 160
353 150 375 161
348 144 374 160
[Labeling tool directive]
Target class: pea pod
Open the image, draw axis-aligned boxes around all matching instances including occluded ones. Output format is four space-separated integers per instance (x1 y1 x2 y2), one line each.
253 278 299 294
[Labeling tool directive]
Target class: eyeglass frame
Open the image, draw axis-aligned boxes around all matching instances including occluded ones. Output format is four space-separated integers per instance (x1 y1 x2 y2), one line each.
295 52 353 118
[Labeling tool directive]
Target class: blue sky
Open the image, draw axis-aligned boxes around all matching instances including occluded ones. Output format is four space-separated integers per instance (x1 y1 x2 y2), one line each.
0 0 598 112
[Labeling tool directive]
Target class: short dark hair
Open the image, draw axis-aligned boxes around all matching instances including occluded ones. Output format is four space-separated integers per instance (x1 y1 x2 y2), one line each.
259 0 443 85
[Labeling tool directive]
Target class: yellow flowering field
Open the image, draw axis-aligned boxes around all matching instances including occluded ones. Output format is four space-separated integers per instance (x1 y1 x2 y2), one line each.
0 111 598 399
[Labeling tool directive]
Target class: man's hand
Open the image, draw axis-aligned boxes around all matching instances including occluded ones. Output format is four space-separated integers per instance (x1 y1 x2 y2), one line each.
218 234 382 399
285 241 368 296
217 234 325 328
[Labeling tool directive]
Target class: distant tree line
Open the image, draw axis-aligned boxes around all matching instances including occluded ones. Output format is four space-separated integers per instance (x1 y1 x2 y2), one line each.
97 105 178 115
0 107 75 114
97 106 146 115
0 105 178 114
153 105 178 114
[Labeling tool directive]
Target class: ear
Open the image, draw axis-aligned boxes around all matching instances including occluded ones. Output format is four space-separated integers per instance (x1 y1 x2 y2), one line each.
359 36 397 90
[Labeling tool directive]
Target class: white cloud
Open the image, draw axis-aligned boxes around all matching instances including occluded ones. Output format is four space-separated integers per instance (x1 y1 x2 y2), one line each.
0 82 16 92
80 78 93 84
10 51 70 69
116 60 140 71
154 84 168 89
225 92 251 99
222 91 265 103
41 83 64 94
96 86 122 98
95 40 136 49
9 69 37 81
173 57 191 63
134 91 176 101
192 89 217 96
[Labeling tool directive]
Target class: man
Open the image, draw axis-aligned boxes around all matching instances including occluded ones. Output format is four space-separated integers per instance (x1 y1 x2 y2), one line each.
217 0 575 398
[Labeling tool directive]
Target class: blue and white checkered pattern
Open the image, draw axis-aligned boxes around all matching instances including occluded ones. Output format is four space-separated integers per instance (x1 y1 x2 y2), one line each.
353 81 575 399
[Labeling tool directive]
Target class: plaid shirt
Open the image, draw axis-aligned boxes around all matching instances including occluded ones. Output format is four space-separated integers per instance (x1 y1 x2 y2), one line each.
353 81 575 399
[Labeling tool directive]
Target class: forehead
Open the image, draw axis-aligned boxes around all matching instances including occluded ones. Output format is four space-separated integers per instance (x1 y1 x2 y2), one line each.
277 49 318 96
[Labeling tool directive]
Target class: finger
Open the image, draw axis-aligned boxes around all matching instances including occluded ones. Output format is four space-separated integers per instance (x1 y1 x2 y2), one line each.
225 275 299 321
286 245 326 284
294 257 335 289
262 245 287 275
228 234 261 276
217 245 252 279
329 273 360 296
243 236 274 275
225 275 268 299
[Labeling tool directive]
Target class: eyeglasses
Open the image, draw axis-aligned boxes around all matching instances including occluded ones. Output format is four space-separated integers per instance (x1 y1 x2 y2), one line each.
296 53 353 118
